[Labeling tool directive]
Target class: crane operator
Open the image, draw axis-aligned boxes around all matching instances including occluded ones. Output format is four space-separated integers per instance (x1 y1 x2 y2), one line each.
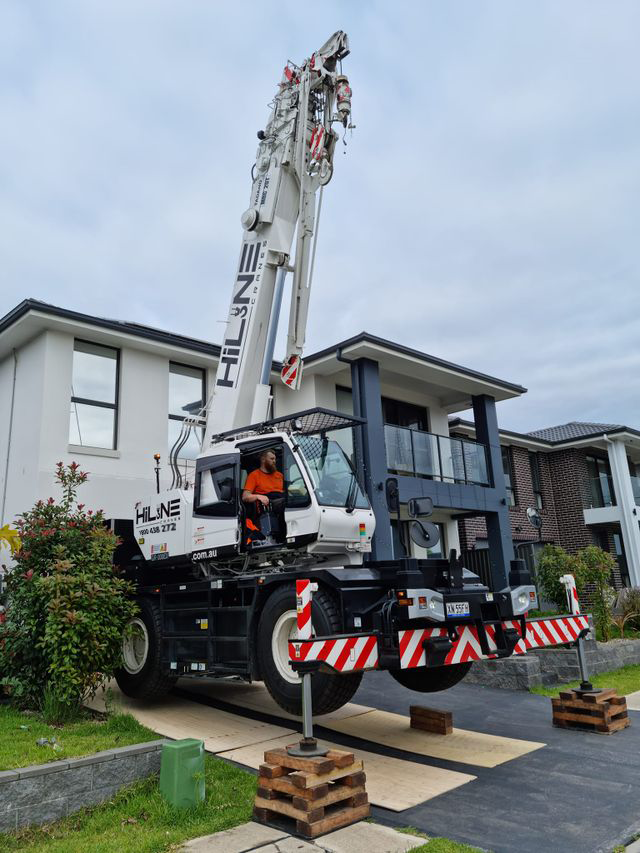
242 450 284 543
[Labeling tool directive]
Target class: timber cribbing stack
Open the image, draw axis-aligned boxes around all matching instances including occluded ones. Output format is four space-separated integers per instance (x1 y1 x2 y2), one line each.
253 745 369 838
552 688 629 734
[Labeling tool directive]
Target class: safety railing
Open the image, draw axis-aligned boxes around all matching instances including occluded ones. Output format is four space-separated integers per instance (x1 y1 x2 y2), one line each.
587 475 616 508
384 425 491 486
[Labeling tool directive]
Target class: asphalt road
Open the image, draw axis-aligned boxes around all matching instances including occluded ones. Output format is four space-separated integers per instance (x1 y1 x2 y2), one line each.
352 672 640 853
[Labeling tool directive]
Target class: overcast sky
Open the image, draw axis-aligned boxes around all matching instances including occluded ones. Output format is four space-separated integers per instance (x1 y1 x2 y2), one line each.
1 1 639 432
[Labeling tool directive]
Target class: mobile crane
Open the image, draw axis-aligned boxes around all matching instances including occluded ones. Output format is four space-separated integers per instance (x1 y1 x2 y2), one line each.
112 32 590 715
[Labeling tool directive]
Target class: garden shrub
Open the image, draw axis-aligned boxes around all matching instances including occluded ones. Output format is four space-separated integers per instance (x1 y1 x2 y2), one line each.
0 462 137 718
612 587 640 638
578 545 616 642
536 544 585 611
537 543 617 641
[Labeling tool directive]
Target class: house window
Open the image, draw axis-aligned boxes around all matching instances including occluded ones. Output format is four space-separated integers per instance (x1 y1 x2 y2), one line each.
529 452 543 509
168 363 206 460
69 340 119 449
382 398 428 431
501 446 516 506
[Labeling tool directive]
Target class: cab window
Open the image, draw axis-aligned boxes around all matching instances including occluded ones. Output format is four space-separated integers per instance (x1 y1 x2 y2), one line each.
283 445 310 508
195 464 236 517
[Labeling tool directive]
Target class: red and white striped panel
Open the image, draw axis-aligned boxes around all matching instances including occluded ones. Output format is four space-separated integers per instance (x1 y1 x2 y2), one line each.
398 615 591 669
296 579 313 641
519 615 589 652
289 634 379 673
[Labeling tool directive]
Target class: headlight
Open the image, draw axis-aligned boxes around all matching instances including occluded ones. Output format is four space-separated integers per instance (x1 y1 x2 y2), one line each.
518 593 528 608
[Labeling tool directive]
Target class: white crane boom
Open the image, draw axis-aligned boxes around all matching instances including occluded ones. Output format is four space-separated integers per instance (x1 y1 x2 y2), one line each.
204 31 352 446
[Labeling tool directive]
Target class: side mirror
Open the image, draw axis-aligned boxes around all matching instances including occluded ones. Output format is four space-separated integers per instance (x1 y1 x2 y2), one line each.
410 520 440 550
385 477 399 514
407 497 433 518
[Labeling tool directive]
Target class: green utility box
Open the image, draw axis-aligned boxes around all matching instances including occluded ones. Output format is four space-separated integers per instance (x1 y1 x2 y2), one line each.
159 738 205 808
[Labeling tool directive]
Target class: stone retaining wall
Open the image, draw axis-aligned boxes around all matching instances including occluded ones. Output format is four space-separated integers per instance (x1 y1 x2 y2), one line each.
465 637 640 691
0 739 167 833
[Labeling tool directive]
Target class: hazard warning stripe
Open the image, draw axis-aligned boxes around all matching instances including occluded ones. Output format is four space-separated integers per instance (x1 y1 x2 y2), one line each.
289 634 379 673
289 615 590 674
397 615 590 669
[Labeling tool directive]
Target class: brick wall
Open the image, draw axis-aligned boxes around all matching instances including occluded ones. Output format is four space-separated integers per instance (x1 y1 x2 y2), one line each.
458 443 627 608
458 446 559 550
546 448 593 553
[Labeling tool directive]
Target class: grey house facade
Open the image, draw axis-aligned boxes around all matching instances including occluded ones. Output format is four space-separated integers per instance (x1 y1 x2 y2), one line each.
453 419 640 591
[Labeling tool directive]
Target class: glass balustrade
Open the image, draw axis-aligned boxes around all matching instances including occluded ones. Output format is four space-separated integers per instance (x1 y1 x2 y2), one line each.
384 425 490 486
587 475 616 508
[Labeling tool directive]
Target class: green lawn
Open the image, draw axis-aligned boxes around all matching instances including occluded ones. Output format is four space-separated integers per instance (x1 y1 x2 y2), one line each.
2 753 255 852
531 662 640 698
399 827 485 852
0 706 481 853
0 705 159 770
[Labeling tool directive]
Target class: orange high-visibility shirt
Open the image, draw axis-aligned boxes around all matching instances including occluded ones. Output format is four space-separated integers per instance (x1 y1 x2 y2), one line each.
244 468 284 495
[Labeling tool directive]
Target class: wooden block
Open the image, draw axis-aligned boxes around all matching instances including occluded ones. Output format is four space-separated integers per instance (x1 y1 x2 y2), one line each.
326 748 355 767
296 802 370 838
411 718 452 735
256 786 279 800
263 747 334 775
410 705 453 723
254 794 324 823
289 760 364 790
259 762 291 779
341 770 366 787
259 776 329 800
292 783 366 812
410 704 453 736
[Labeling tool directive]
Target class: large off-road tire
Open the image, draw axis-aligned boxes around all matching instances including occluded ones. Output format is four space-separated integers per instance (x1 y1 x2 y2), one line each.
389 662 472 692
115 598 177 700
257 584 362 716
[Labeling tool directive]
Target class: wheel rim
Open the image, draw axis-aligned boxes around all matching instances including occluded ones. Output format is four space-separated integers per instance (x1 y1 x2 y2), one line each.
122 617 149 675
271 610 303 685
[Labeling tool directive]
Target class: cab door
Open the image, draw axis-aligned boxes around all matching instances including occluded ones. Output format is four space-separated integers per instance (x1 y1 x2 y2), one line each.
192 451 241 558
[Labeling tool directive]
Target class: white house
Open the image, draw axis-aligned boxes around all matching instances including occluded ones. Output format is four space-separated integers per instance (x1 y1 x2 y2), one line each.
0 299 525 567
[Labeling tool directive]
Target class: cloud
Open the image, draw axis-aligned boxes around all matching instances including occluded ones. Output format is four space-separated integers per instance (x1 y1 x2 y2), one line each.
1 0 639 433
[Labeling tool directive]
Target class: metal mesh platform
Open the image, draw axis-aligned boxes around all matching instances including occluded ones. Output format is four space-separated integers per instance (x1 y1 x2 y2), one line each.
214 407 364 440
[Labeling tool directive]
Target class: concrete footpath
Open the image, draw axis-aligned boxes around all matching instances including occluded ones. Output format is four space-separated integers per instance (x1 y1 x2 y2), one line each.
179 820 425 852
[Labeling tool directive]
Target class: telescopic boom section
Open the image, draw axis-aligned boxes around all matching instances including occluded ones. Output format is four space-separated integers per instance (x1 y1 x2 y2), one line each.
204 31 352 445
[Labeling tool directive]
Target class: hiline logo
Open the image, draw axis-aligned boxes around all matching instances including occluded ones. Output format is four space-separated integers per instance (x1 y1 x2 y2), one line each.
216 241 263 389
136 498 180 525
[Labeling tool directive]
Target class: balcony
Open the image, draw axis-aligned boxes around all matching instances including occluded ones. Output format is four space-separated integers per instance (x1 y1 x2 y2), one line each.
385 424 490 486
587 475 616 509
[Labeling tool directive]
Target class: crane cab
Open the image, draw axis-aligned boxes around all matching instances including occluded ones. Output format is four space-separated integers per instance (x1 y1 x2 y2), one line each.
191 409 375 569
131 409 375 575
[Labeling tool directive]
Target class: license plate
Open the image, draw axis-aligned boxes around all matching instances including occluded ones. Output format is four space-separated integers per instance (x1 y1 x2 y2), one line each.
446 602 471 617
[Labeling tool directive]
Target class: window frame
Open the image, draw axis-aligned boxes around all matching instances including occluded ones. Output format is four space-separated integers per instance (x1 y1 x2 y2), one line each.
168 361 207 460
381 396 429 432
529 451 543 509
501 445 516 507
194 454 240 518
70 338 120 450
